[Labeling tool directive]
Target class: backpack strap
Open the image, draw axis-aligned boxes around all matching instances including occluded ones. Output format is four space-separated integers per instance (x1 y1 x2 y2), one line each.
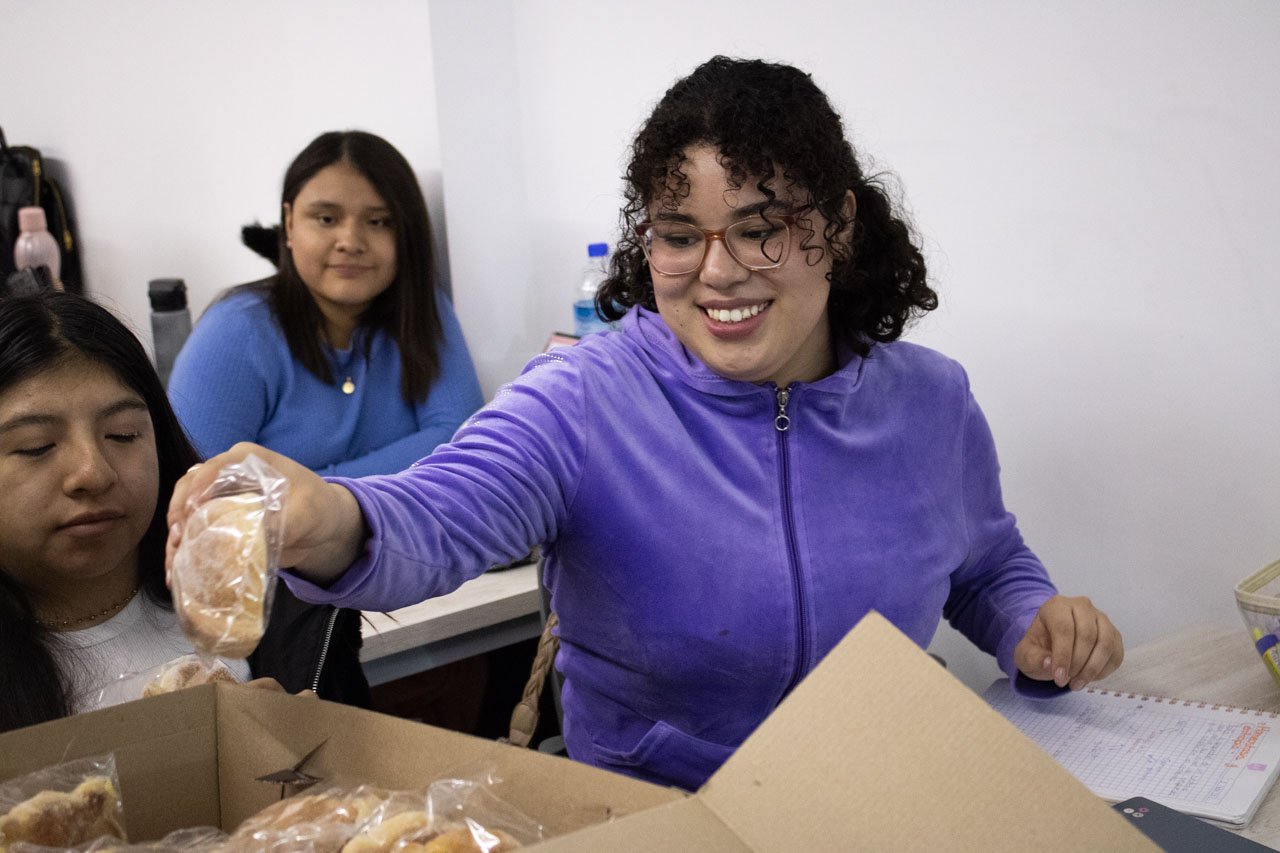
507 611 560 748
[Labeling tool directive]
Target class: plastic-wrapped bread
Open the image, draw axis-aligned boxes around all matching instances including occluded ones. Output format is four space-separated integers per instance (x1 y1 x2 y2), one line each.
340 810 432 853
0 776 125 849
231 789 386 853
171 493 269 659
141 656 239 697
415 826 520 853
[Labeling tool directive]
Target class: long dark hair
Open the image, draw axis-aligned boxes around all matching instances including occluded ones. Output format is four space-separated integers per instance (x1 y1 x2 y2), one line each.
263 130 444 403
599 56 937 357
0 292 199 733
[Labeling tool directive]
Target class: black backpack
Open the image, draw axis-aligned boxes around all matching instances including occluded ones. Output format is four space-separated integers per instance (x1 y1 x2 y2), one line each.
0 126 83 294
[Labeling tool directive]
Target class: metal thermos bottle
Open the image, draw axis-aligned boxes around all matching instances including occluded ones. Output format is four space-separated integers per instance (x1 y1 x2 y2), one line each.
148 278 192 389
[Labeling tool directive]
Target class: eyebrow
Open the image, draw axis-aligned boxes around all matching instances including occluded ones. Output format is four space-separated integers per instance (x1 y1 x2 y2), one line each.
303 200 392 214
0 399 149 436
652 200 785 224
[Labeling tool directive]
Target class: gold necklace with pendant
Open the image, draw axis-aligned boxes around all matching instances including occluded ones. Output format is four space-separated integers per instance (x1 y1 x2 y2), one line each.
329 330 357 394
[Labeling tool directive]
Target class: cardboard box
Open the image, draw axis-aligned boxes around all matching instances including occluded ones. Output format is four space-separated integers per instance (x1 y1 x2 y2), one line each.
0 613 1154 851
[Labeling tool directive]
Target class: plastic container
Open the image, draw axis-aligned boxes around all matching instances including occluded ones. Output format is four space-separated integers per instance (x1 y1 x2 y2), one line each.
148 278 193 389
1235 558 1280 688
573 242 611 337
13 206 62 289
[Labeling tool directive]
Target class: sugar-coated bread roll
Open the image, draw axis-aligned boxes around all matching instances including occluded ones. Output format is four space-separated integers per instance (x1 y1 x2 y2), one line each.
340 809 432 853
173 493 269 659
0 776 125 849
407 826 520 853
232 790 385 852
141 658 239 698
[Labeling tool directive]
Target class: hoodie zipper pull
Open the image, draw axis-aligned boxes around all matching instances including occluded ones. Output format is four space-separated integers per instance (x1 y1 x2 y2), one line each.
774 386 791 432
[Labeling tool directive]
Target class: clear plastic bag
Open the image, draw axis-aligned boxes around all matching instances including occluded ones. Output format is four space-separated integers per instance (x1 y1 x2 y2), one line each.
334 790 430 853
230 770 542 853
0 755 126 850
171 454 288 659
94 654 242 709
1235 557 1280 688
229 785 388 853
339 768 539 853
419 772 540 851
9 825 228 852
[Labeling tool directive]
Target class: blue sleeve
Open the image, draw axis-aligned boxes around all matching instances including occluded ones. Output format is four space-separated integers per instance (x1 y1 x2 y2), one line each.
168 298 271 460
284 354 585 611
322 293 484 477
942 380 1058 680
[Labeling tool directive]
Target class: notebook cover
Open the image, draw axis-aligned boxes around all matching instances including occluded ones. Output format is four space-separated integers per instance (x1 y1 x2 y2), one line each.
1112 798 1273 852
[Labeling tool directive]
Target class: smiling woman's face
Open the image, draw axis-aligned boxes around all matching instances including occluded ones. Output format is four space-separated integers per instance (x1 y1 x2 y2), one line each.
0 356 158 600
648 145 839 387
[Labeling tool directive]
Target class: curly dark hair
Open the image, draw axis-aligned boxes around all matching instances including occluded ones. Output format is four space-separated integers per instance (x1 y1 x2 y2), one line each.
599 56 936 356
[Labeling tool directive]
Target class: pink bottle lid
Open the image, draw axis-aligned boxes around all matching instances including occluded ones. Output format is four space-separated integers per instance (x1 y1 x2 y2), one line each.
18 207 48 233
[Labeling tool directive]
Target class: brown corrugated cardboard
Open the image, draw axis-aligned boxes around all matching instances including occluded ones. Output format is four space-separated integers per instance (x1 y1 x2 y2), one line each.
535 612 1156 851
0 685 678 844
0 612 1156 851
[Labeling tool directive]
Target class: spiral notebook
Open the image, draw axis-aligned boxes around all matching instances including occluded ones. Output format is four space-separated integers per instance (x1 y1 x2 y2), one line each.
984 679 1280 827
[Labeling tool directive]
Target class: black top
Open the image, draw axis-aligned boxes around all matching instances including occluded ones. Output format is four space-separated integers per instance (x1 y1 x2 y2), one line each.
249 584 370 708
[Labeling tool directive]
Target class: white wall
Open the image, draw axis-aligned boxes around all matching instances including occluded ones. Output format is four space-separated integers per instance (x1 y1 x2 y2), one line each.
429 1 1280 691
0 0 446 345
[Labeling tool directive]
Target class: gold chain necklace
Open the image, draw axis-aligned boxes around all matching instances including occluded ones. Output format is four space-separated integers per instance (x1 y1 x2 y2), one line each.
39 585 140 630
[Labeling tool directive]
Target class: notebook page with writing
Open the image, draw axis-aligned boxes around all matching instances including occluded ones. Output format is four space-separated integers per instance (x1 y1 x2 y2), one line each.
983 679 1280 827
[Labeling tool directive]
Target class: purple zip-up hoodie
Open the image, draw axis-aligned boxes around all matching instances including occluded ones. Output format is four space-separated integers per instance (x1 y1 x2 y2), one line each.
286 307 1058 790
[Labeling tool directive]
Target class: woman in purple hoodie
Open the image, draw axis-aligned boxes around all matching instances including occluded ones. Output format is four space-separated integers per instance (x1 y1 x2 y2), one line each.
168 56 1123 791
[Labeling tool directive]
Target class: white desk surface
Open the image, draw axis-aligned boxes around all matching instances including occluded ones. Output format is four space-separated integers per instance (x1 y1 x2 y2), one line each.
1094 622 1280 848
359 563 542 686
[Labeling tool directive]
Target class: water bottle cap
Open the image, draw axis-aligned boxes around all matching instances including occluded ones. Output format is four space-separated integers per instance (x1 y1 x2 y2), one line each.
587 242 608 257
148 278 188 311
17 207 48 233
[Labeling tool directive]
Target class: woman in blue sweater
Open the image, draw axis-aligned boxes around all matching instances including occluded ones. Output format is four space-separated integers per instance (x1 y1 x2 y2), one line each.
168 131 483 476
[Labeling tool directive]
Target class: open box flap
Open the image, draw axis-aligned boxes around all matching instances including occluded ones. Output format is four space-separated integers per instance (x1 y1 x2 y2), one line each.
691 611 1156 851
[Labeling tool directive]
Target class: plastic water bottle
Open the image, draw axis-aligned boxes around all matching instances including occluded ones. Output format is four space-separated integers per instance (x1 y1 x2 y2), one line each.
148 278 193 389
573 242 611 337
13 207 62 290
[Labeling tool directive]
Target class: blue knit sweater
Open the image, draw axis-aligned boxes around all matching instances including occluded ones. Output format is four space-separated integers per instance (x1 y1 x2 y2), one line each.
168 287 484 476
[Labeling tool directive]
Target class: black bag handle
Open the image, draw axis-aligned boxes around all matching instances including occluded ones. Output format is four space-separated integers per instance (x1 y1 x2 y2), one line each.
0 126 8 151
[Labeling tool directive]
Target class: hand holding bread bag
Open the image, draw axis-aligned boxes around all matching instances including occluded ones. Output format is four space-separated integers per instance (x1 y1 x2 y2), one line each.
169 454 288 659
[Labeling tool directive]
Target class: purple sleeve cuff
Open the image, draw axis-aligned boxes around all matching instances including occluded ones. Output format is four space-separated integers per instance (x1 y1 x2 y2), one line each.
994 601 1070 699
277 476 392 609
280 557 377 605
1012 673 1071 699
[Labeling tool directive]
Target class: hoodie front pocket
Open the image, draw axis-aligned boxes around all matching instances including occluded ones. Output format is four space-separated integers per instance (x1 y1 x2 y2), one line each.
592 720 735 791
